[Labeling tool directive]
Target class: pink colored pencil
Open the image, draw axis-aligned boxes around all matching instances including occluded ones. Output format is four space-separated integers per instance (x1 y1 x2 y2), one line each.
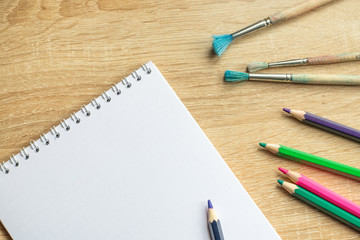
279 167 360 218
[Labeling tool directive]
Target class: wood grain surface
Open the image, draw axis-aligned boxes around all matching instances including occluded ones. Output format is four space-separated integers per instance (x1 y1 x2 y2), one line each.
1 0 360 239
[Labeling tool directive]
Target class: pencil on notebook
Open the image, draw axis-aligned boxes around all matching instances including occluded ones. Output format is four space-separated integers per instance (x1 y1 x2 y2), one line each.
224 71 360 85
277 180 360 232
278 167 360 218
212 0 336 56
283 108 360 142
246 51 360 73
208 200 225 240
259 143 360 180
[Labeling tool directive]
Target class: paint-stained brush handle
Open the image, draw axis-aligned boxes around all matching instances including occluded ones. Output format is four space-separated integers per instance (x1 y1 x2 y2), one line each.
270 0 336 24
225 71 360 86
292 74 360 85
308 52 360 65
247 51 360 73
213 0 336 56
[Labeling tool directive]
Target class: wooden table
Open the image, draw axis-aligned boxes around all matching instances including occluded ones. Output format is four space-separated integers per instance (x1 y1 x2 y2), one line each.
1 0 359 239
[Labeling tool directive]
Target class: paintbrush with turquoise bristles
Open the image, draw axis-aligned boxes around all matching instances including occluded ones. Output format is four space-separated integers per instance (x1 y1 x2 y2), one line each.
212 0 336 56
224 71 360 86
247 52 360 73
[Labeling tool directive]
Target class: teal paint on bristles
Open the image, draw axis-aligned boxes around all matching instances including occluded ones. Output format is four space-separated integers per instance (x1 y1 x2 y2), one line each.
224 70 249 82
212 35 233 56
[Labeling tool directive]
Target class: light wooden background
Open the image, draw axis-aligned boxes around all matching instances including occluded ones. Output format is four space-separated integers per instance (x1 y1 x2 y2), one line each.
1 0 359 239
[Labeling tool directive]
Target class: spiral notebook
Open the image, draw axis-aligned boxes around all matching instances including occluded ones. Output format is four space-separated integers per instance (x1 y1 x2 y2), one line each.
0 62 279 240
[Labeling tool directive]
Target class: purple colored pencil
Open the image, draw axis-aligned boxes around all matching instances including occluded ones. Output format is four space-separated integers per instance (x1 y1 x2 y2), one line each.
283 108 360 142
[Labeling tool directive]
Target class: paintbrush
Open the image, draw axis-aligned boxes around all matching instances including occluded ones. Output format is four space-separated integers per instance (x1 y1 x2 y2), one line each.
247 52 360 73
212 0 336 56
224 71 360 85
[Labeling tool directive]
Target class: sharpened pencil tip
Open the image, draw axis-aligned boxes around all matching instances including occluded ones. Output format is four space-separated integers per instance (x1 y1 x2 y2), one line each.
278 167 289 174
283 108 291 114
259 142 267 148
208 199 213 209
277 179 284 185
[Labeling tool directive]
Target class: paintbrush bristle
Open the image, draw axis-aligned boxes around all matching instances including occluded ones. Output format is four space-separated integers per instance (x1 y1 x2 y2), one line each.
246 62 269 73
212 34 233 56
224 70 249 82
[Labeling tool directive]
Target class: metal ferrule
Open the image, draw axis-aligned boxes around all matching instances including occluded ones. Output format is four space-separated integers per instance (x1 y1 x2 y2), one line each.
248 73 293 82
231 17 272 39
268 58 309 68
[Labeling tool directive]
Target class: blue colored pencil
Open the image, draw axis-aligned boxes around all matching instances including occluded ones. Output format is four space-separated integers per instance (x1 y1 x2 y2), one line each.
208 200 225 240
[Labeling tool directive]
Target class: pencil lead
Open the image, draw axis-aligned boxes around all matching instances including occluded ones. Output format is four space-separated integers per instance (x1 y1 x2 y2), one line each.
208 199 213 209
278 167 289 174
259 142 267 148
277 179 284 185
212 34 233 56
283 108 291 114
224 71 249 82
246 61 269 73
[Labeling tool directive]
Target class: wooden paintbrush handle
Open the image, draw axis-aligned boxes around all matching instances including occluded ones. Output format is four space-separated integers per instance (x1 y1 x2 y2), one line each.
308 52 360 65
269 0 335 24
292 74 360 85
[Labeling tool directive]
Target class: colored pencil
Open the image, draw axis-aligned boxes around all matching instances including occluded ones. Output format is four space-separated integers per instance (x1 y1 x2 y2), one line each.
246 51 360 73
277 180 360 231
212 0 336 56
283 108 360 142
279 167 360 218
224 71 360 85
208 200 225 240
259 143 360 181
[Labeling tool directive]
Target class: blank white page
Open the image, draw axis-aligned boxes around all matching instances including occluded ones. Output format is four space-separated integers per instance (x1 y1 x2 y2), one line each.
0 62 279 240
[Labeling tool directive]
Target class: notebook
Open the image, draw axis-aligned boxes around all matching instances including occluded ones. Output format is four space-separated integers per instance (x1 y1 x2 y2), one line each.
0 62 279 240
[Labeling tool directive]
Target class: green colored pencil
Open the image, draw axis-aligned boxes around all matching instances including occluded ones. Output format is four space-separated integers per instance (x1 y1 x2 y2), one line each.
259 143 360 181
278 180 360 232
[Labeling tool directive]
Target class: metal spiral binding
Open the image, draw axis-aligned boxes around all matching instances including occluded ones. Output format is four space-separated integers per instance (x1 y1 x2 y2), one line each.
10 155 19 167
20 147 29 160
1 63 152 175
40 133 50 145
91 98 101 109
30 140 40 152
142 64 151 74
122 77 132 88
50 126 60 138
0 162 9 174
102 92 111 102
112 84 121 95
61 119 70 131
81 105 91 117
71 112 81 124
131 71 141 81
